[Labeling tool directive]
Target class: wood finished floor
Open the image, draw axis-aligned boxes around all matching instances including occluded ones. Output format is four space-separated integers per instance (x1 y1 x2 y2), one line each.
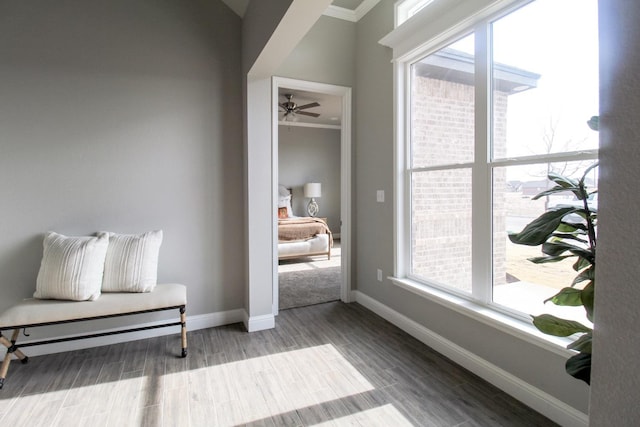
0 302 557 426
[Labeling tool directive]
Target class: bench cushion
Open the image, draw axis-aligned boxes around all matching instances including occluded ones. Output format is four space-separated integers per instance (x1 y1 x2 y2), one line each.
0 283 186 329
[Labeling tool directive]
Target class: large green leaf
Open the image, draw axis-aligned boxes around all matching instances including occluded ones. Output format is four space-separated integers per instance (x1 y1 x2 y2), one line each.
532 314 591 337
547 172 584 199
567 332 592 354
573 256 592 271
542 241 592 260
567 248 594 263
572 266 595 286
527 255 574 264
559 221 588 232
509 207 576 246
566 352 591 385
550 232 588 244
532 185 577 200
545 287 583 306
541 241 594 263
548 171 579 189
581 281 595 322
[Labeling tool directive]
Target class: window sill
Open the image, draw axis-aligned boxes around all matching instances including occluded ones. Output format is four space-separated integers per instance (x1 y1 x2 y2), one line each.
389 277 575 358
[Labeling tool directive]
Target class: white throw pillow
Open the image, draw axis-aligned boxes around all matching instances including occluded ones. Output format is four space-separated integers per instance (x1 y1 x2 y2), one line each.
34 231 109 301
278 185 290 197
278 194 293 217
101 230 163 293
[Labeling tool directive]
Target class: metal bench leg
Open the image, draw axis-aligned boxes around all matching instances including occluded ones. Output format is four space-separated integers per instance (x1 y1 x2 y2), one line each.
180 307 187 358
0 329 29 389
0 350 11 389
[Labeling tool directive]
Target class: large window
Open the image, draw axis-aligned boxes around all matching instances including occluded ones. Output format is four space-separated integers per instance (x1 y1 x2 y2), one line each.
399 0 598 322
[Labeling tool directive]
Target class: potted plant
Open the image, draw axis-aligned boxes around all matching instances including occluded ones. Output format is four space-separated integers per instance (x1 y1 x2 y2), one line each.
508 116 599 385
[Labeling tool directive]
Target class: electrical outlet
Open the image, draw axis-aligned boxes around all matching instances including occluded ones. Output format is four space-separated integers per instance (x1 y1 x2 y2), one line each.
376 190 385 203
377 269 383 282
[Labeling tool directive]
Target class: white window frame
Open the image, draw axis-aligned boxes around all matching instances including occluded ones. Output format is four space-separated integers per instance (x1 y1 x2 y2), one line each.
381 0 598 349
395 0 435 27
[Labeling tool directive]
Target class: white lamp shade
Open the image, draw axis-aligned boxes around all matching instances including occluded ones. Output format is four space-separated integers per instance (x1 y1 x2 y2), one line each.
304 182 321 198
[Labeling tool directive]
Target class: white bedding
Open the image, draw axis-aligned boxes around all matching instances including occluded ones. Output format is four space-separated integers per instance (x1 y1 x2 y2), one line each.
277 185 331 260
278 233 330 260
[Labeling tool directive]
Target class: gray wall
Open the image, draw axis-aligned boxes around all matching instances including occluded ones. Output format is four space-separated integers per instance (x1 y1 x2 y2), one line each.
590 0 640 424
276 15 356 88
278 126 341 231
241 0 294 74
353 0 589 414
275 14 357 234
0 0 244 321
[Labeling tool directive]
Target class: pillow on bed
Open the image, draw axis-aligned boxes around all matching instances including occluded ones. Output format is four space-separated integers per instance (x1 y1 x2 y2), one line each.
278 194 293 217
101 230 163 293
278 185 290 197
34 231 109 301
278 207 288 219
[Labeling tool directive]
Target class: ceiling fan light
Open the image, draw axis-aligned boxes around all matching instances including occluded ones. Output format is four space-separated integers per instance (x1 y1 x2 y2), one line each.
283 113 298 122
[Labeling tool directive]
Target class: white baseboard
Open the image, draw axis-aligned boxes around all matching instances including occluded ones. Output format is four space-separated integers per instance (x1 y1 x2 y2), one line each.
12 308 245 358
243 310 275 332
354 291 588 427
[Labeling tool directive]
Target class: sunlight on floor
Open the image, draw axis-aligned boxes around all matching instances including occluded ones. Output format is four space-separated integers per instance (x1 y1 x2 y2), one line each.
163 343 411 426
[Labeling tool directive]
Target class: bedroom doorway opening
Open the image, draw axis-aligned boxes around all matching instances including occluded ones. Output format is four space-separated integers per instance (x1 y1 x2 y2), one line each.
272 77 352 314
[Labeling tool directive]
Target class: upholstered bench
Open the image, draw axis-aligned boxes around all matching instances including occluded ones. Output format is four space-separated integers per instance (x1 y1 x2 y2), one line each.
0 283 187 390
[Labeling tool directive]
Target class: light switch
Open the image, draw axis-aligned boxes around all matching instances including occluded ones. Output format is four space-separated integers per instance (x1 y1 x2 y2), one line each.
376 190 385 203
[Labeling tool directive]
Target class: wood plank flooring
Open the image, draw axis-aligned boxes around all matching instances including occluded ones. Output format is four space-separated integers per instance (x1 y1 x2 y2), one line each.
0 302 558 426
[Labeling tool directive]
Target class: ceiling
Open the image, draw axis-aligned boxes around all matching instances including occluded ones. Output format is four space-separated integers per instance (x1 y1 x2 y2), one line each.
220 0 374 127
277 88 342 127
221 0 378 22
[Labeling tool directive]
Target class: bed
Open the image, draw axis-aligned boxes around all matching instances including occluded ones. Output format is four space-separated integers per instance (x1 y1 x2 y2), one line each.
278 186 333 261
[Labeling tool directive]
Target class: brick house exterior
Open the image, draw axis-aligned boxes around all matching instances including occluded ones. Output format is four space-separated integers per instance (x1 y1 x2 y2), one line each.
410 49 538 293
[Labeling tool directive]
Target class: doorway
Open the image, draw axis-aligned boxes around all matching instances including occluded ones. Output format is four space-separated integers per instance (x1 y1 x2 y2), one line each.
272 77 352 315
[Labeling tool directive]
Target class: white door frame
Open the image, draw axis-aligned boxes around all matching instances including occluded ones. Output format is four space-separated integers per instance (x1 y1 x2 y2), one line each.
271 76 352 315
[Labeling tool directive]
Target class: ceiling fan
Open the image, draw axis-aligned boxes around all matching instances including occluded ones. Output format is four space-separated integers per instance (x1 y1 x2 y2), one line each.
279 94 320 120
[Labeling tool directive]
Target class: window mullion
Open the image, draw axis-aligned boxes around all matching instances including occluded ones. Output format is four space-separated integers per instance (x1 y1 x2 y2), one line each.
472 22 493 304
396 59 412 279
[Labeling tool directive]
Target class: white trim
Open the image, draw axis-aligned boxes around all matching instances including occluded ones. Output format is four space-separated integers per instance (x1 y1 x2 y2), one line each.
340 86 353 303
393 59 409 278
395 0 436 27
278 121 341 130
272 77 353 311
380 0 528 61
387 0 599 341
14 309 245 358
473 22 493 305
243 311 275 332
390 277 574 356
323 0 380 22
324 5 357 22
354 290 589 427
272 78 280 314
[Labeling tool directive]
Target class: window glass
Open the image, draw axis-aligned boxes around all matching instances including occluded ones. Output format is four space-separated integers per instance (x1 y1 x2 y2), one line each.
493 162 597 324
396 0 436 27
411 34 475 169
401 0 598 321
411 169 472 294
491 0 599 159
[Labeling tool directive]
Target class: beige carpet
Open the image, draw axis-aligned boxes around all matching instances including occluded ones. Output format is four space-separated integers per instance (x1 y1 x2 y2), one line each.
278 242 341 310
